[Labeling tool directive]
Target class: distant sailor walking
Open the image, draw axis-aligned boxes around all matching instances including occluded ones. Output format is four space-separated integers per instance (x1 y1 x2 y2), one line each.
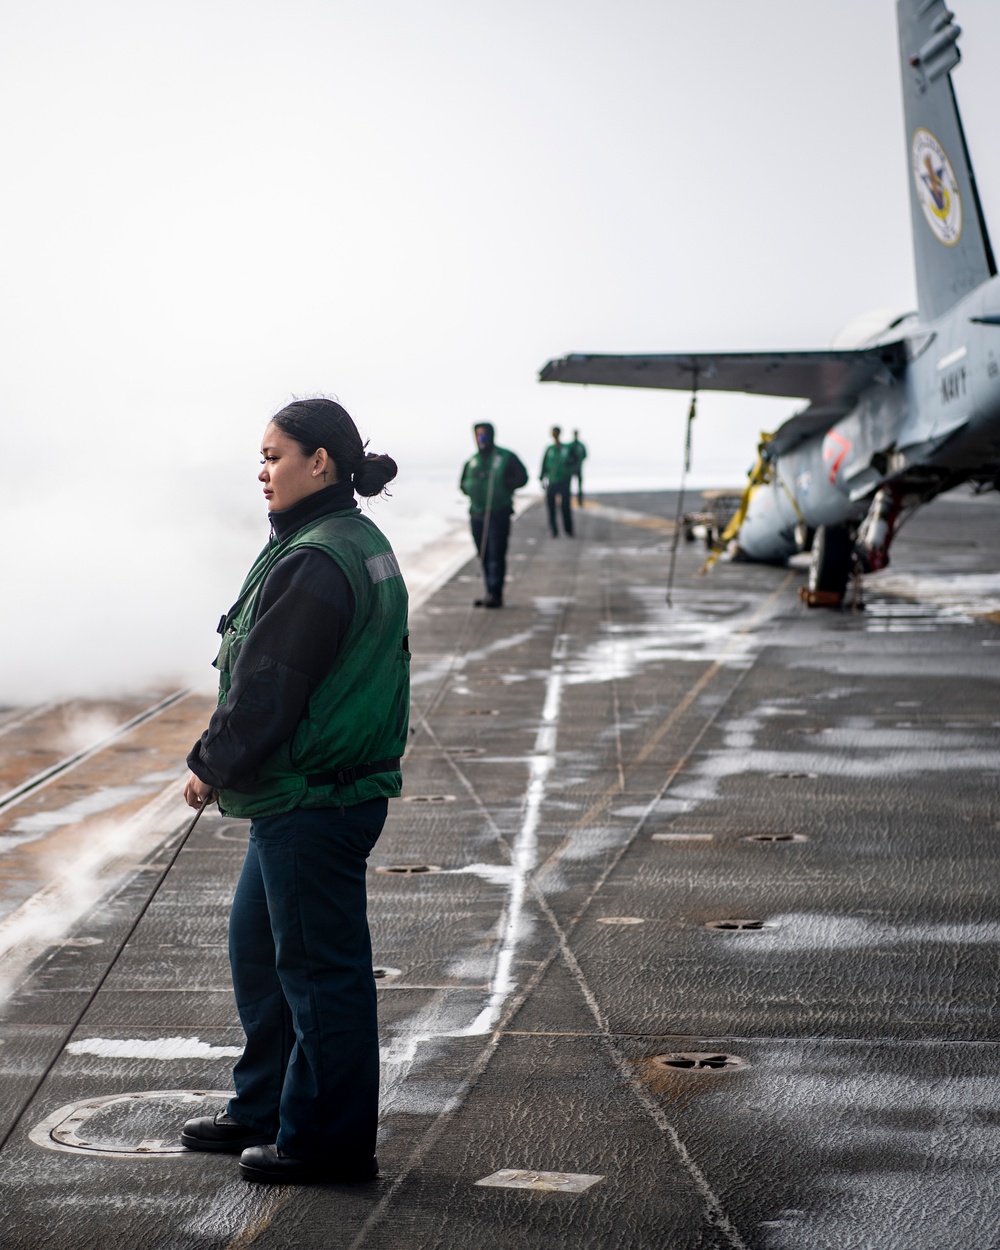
180 398 409 1185
567 429 587 505
460 422 528 608
540 425 578 537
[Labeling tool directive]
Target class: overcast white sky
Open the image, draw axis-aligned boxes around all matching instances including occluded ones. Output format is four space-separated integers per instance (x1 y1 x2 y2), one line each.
5 0 1000 698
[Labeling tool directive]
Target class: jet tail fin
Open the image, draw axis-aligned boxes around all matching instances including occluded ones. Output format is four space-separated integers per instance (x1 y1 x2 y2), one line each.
899 0 996 321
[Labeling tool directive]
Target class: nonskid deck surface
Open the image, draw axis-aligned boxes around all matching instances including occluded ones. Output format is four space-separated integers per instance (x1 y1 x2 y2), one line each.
1 491 998 1249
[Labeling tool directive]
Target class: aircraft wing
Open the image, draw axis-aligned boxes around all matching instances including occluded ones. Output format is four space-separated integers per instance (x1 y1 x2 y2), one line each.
539 344 907 456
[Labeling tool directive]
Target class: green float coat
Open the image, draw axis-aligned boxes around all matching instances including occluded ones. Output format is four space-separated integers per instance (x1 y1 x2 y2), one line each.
214 508 410 818
541 444 578 486
461 447 521 515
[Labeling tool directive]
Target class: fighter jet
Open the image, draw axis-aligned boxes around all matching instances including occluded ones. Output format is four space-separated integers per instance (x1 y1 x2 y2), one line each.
540 0 1000 603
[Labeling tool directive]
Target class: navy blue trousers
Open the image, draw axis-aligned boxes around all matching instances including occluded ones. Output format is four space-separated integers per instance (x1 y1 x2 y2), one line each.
226 799 386 1162
470 510 511 601
546 483 573 536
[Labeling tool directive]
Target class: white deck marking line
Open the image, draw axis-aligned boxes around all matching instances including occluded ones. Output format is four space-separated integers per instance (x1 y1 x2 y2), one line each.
453 631 567 1037
372 622 572 1116
66 1037 243 1059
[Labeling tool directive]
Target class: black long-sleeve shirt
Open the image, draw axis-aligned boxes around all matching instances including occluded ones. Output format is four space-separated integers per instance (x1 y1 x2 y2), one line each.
187 482 357 790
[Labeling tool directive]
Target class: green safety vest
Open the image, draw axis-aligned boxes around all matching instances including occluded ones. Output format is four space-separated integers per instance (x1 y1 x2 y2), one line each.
541 444 577 485
214 508 410 818
461 446 520 515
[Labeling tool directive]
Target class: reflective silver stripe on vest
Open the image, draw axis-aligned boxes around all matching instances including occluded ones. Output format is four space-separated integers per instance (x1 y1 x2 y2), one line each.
365 552 402 583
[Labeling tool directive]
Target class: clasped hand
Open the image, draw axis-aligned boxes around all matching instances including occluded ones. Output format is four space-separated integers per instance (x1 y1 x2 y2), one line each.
183 771 218 810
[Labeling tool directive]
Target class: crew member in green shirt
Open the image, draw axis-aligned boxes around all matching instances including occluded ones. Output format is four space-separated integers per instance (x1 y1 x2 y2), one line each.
540 426 579 537
460 423 529 608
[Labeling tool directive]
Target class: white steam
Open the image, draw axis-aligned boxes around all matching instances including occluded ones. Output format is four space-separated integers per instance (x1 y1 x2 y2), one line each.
1 461 469 705
0 783 188 1000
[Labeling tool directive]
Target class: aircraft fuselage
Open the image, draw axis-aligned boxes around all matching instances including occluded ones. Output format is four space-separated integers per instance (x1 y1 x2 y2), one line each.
738 275 1000 563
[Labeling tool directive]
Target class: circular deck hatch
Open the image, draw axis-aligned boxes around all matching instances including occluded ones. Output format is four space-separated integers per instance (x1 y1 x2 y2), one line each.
30 1090 231 1157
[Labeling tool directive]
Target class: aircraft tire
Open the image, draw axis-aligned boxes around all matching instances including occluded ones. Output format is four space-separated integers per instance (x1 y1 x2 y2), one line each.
808 524 852 598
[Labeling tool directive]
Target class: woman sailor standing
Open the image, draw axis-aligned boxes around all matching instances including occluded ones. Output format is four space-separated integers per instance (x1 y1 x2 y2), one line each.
179 398 409 1184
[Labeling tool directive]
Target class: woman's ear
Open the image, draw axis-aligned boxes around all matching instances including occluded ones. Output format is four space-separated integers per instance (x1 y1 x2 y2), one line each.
312 447 335 481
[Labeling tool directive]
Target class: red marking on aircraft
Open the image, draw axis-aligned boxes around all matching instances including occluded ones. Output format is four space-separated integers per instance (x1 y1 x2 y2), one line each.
822 430 852 485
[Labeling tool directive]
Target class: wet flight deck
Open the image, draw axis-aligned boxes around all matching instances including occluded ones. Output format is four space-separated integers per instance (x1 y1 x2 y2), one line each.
1 490 998 1248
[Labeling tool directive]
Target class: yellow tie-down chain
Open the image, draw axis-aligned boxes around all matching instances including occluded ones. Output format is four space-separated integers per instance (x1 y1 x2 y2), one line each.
701 432 805 573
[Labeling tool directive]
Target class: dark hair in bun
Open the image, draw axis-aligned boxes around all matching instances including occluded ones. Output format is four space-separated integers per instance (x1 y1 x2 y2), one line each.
269 398 397 498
